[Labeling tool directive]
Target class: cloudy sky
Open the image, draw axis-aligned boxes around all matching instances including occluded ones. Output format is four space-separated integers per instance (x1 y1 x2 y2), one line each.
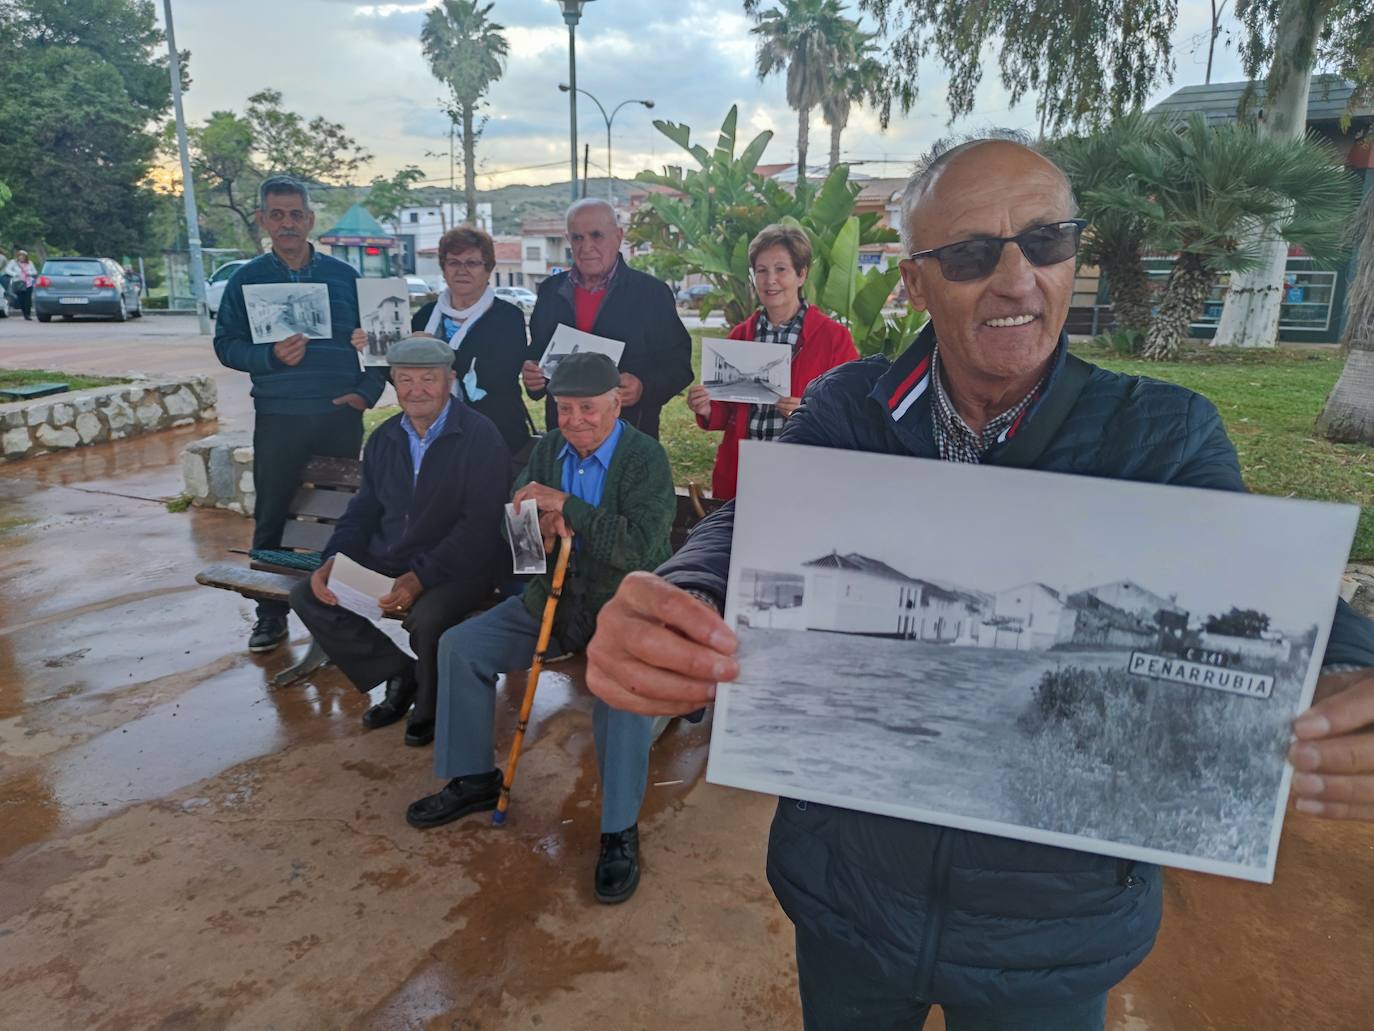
165 0 1251 189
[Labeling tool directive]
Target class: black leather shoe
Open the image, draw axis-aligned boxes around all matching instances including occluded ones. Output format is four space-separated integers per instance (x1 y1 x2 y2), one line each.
594 824 640 904
404 719 434 747
406 770 502 829
361 671 416 729
248 616 288 654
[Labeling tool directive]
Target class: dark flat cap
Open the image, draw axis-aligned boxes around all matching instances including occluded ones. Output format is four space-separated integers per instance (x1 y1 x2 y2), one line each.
387 335 455 367
549 351 620 397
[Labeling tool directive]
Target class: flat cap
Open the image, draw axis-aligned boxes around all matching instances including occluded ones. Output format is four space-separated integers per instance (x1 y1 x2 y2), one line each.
549 351 620 397
387 334 454 368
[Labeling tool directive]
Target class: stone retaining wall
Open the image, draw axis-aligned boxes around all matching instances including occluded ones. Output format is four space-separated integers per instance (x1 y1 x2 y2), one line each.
0 377 217 463
181 431 254 514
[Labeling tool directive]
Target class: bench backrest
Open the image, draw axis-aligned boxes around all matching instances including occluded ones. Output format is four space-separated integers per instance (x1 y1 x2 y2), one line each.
253 457 363 571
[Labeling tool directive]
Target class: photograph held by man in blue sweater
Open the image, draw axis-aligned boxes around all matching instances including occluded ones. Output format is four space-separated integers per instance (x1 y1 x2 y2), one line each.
213 174 387 654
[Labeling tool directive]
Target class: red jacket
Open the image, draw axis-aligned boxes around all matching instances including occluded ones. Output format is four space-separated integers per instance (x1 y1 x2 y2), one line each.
696 305 858 499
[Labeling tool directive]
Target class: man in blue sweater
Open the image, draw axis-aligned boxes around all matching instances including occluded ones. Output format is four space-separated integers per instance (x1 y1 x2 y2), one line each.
288 336 510 746
585 135 1374 1029
213 176 387 653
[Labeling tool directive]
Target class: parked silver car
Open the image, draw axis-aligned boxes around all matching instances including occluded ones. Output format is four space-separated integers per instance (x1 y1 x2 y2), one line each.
34 257 143 322
494 285 536 314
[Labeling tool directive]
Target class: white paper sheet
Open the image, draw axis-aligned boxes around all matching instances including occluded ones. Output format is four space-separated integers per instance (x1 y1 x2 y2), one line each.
242 283 332 344
326 555 415 658
700 336 792 404
539 323 626 378
355 277 412 365
505 498 547 575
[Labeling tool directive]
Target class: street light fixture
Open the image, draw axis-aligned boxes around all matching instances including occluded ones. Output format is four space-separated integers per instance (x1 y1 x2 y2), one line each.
558 84 654 205
554 1 599 202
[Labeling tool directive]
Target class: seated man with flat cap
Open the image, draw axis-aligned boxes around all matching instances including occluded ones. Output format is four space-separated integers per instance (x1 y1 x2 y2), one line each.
289 335 511 746
407 352 676 905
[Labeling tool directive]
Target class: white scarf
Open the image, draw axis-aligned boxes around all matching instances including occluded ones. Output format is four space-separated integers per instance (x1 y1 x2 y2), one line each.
425 284 494 347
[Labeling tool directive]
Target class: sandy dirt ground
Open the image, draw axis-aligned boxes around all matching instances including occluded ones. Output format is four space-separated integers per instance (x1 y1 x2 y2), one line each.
1 323 1372 1029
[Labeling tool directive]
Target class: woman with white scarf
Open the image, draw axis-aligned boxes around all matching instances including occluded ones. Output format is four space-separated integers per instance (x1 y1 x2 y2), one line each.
355 227 532 467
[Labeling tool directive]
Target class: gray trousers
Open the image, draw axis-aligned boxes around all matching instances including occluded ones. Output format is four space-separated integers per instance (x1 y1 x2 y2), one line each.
433 596 654 833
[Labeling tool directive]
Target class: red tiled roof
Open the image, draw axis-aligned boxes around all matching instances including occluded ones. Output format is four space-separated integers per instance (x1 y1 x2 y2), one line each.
494 240 521 261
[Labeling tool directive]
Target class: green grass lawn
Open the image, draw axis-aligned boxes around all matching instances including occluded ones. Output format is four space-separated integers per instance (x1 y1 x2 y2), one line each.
0 368 127 392
364 334 1373 561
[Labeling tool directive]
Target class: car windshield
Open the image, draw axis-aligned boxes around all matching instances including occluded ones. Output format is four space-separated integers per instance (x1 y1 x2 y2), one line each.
210 264 242 283
43 260 103 276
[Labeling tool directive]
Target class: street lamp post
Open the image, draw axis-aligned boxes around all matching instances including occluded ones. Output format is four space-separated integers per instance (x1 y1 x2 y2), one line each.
558 85 654 205
554 1 598 203
161 0 210 335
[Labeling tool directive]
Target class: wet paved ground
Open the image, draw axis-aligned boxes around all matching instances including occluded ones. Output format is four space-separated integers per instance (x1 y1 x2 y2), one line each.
1 326 1373 1028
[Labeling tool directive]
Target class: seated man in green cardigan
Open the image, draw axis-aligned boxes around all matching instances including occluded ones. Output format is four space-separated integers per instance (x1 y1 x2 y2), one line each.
407 352 677 905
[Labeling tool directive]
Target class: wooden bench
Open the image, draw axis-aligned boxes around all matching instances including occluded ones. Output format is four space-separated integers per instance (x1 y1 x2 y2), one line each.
197 454 726 686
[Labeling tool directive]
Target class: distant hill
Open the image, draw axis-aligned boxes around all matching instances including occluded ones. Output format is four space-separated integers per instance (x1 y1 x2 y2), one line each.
411 178 650 235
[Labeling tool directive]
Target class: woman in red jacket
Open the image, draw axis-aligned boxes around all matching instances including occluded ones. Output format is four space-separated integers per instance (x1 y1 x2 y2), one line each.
686 224 858 499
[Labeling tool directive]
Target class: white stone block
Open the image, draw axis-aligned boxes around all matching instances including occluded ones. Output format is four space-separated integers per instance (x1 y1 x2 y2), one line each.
2 426 30 456
164 388 199 417
25 404 50 427
75 412 103 443
182 452 210 497
35 424 80 449
105 399 135 431
74 395 97 413
135 402 165 428
50 403 75 427
238 470 255 494
232 447 254 464
171 417 195 428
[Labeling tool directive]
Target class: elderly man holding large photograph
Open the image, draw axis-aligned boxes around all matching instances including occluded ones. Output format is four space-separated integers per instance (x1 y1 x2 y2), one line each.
522 198 693 440
586 135 1374 1029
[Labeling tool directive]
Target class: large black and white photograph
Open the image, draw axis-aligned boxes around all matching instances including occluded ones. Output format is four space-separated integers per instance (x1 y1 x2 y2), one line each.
505 498 546 575
701 336 792 404
356 277 410 365
242 282 332 344
707 443 1359 882
537 323 625 380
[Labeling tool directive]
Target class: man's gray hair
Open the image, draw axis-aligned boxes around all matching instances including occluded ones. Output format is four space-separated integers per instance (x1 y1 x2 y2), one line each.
259 174 312 211
565 196 619 229
898 129 1076 253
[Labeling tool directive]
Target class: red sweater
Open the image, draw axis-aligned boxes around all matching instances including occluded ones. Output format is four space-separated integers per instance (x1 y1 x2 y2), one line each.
696 305 858 499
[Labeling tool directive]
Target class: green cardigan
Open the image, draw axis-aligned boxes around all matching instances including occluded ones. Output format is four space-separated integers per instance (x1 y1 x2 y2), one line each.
514 421 675 651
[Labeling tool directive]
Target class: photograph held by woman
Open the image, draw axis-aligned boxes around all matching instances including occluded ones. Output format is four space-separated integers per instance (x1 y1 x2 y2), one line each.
685 224 858 500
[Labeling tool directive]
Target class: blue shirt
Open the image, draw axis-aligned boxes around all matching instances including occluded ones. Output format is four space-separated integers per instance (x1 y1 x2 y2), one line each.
400 400 452 482
559 419 625 508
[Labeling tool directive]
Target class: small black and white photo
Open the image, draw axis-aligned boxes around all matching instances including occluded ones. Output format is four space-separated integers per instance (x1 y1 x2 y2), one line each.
537 323 625 380
356 277 410 365
242 283 332 344
505 498 546 575
701 336 792 404
707 442 1359 883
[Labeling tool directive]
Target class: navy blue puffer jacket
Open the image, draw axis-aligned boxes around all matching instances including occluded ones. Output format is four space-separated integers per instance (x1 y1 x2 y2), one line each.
657 326 1374 1009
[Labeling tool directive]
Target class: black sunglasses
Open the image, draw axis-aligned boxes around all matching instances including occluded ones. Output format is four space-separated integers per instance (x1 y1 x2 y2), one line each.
908 219 1088 283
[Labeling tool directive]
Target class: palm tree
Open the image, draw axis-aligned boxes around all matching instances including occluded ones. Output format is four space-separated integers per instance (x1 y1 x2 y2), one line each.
1317 189 1374 443
1091 114 1356 360
750 0 851 185
1052 112 1169 334
820 24 883 171
420 1 509 223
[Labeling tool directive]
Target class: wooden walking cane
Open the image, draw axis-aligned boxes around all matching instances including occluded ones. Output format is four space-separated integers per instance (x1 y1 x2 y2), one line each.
492 533 573 826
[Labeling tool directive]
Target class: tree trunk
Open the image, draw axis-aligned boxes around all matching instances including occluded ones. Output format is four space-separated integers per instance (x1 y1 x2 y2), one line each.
1210 0 1323 349
1317 187 1374 442
462 104 478 226
796 105 809 186
829 119 841 171
1144 254 1213 360
1103 254 1153 331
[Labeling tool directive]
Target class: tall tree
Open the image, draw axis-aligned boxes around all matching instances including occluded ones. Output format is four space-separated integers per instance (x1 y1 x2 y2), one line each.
185 91 372 253
748 0 852 185
1093 114 1355 359
820 24 884 171
1316 187 1374 443
1211 0 1372 348
364 166 427 223
0 0 170 257
1053 113 1170 334
420 1 509 222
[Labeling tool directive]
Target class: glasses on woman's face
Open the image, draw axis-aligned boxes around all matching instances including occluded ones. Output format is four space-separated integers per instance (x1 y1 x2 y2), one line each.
445 259 488 273
908 220 1087 283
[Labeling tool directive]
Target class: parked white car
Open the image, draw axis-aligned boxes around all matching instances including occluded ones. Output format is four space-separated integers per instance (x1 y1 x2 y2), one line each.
495 286 536 314
205 259 251 317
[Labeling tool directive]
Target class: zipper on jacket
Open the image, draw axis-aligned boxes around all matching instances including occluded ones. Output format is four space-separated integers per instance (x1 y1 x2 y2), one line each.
1116 857 1140 888
913 829 953 999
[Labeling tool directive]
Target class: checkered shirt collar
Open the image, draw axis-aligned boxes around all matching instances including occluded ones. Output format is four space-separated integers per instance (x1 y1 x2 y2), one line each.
929 344 1044 464
569 254 622 294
